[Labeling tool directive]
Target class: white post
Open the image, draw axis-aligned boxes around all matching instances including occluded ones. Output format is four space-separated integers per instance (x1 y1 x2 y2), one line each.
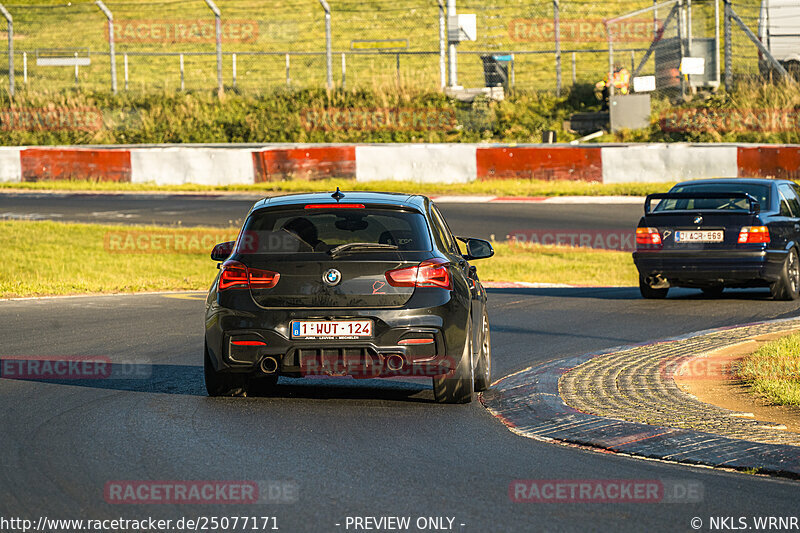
285 53 290 87
437 0 446 89
0 2 13 97
180 53 184 91
95 0 117 94
341 52 346 89
204 0 223 95
74 52 79 86
232 52 237 88
124 53 128 90
447 0 457 87
318 0 333 90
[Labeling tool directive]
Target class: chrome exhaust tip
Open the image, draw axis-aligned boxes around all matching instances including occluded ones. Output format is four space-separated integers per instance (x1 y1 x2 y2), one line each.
386 354 405 372
260 356 279 375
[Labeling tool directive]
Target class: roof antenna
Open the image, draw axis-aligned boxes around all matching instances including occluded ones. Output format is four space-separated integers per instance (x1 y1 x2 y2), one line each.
331 187 345 201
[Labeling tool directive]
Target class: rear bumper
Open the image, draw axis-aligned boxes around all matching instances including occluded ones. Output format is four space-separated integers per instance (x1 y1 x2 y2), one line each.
633 248 787 286
204 288 468 378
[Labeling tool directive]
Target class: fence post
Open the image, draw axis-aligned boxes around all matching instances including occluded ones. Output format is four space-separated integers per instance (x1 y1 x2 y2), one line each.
571 52 576 84
124 53 128 90
606 21 614 97
180 53 185 91
285 53 290 88
554 0 561 96
437 0 446 89
95 1 117 94
204 0 223 95
319 0 333 90
341 53 346 89
723 0 732 90
232 53 237 89
676 0 686 98
0 3 13 97
447 0 457 88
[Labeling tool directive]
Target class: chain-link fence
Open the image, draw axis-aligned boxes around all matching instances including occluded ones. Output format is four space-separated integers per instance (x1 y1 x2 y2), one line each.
0 0 786 96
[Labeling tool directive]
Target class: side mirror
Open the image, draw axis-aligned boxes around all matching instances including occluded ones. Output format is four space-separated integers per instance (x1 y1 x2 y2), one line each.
211 241 235 261
459 237 494 260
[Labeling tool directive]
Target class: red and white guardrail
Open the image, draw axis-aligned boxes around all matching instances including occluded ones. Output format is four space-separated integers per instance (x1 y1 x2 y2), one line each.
0 143 797 185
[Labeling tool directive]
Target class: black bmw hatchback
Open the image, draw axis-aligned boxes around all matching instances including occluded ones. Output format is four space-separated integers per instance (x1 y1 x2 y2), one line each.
204 190 494 403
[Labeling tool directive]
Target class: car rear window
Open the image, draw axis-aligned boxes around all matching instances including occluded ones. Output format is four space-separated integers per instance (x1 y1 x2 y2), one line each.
238 206 433 253
654 183 771 212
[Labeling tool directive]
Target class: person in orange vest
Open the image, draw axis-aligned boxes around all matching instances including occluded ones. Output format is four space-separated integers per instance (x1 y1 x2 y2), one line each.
595 65 630 109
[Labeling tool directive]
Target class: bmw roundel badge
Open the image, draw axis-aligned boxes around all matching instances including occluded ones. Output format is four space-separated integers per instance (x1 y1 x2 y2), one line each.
323 268 342 286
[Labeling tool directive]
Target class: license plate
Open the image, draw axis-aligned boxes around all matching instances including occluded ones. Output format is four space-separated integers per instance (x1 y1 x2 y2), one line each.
674 230 724 243
291 320 373 339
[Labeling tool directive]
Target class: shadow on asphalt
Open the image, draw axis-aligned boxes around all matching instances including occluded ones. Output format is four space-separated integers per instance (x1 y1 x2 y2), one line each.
487 286 778 301
8 365 434 402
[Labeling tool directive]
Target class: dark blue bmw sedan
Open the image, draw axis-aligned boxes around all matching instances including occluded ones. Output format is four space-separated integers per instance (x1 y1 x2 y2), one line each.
633 178 800 300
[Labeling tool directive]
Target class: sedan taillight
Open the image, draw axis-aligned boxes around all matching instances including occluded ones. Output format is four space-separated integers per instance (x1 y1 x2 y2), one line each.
738 226 770 244
385 258 452 290
636 227 662 248
219 260 280 291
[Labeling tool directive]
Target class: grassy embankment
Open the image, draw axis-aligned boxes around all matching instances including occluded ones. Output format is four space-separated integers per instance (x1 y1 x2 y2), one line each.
739 333 800 407
0 221 638 298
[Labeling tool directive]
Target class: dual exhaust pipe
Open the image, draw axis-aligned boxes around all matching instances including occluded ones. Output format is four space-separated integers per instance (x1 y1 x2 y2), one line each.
260 354 406 375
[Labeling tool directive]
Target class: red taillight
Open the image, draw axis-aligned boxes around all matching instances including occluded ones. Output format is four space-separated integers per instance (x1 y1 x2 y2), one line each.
219 260 280 291
385 258 452 290
738 226 770 244
231 340 267 346
636 227 662 247
398 338 435 345
304 203 365 209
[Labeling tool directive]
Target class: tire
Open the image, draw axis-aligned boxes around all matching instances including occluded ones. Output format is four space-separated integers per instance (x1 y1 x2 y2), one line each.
433 324 475 404
639 275 669 299
770 248 800 301
474 310 492 393
701 285 724 297
204 342 248 397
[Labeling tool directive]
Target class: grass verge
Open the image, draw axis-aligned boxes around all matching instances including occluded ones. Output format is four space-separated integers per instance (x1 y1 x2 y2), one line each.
0 221 637 298
0 178 669 197
739 332 800 407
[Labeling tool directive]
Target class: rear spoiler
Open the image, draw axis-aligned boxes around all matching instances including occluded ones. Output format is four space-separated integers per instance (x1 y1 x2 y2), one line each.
644 192 760 215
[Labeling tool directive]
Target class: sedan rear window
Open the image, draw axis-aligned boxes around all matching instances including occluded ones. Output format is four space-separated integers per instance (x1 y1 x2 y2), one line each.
239 207 433 253
655 183 771 212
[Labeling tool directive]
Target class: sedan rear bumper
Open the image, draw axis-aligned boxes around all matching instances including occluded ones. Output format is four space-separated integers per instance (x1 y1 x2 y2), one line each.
633 248 787 286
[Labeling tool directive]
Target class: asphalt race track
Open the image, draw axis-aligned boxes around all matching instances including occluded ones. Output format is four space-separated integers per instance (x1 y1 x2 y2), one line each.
1 288 799 532
0 192 644 240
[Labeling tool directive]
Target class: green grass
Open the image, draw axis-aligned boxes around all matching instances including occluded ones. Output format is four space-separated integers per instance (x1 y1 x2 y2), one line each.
739 332 800 407
0 177 672 197
484 242 637 286
0 220 636 298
